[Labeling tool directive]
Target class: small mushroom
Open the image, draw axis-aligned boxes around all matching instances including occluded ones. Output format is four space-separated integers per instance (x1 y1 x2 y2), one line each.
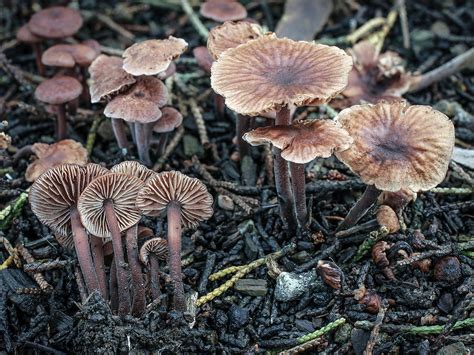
376 205 400 234
104 77 168 166
335 100 455 231
25 139 88 182
16 24 44 75
211 34 352 228
140 237 168 300
152 107 183 155
122 36 188 76
200 0 247 22
28 6 83 39
78 173 144 316
243 119 352 226
42 44 98 69
136 171 213 311
34 76 83 140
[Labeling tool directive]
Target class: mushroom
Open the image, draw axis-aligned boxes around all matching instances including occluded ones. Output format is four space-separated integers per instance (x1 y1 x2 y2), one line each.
200 0 247 22
25 139 88 182
29 163 109 297
34 76 83 140
122 36 188 76
78 173 144 315
376 205 400 234
335 100 455 231
16 24 44 75
28 6 83 40
104 77 168 166
136 171 213 311
152 107 183 155
243 119 352 226
139 237 168 300
211 34 352 228
110 160 155 181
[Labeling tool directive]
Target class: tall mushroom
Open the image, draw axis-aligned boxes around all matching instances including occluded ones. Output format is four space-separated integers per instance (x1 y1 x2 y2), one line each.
139 237 168 300
34 76 83 140
29 163 109 297
211 34 352 228
243 119 352 226
200 0 247 22
335 100 455 231
78 173 144 316
152 107 183 155
16 24 44 75
136 171 213 311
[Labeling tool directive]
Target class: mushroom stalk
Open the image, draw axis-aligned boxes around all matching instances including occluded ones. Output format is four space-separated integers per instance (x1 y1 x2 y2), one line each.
70 207 101 295
274 106 298 229
149 255 161 300
32 43 44 76
135 123 152 166
68 98 78 116
167 201 186 312
109 258 118 311
236 114 251 157
90 235 108 299
111 118 129 150
290 162 308 227
104 199 131 315
156 133 169 156
336 185 381 232
409 48 474 93
56 104 67 140
214 93 225 118
125 225 146 316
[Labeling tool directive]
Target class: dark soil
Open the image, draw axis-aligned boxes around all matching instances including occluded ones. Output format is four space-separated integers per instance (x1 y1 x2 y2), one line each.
1 0 473 354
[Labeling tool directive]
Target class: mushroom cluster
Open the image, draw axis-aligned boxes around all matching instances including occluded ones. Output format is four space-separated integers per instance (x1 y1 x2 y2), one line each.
29 161 213 316
89 37 187 166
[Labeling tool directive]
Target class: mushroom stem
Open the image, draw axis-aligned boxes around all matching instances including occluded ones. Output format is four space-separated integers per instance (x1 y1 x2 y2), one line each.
167 201 186 312
236 114 251 157
109 257 118 311
135 123 152 166
56 104 68 140
125 225 146 316
104 199 131 316
149 255 161 300
214 92 225 118
70 207 101 295
129 123 137 145
156 132 169 156
409 48 474 93
336 185 381 232
290 162 308 227
274 106 298 230
32 43 44 76
68 98 78 116
90 235 108 299
80 67 91 103
111 118 129 150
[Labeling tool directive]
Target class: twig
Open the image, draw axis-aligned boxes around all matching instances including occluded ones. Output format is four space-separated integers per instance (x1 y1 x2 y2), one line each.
95 13 135 40
0 190 29 230
23 259 70 273
208 265 246 281
215 187 255 214
355 318 474 334
346 18 386 44
100 46 124 56
180 0 209 40
429 187 473 194
397 0 410 49
353 227 389 262
0 237 21 267
364 301 388 355
86 116 104 155
189 98 209 146
296 318 346 344
16 244 52 292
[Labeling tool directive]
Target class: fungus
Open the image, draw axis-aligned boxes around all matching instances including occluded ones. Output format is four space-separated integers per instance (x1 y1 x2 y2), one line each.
157 62 176 81
110 160 155 182
193 46 213 74
152 107 183 155
78 173 144 315
140 237 168 300
122 37 188 76
136 171 213 311
376 205 400 234
28 6 83 39
34 76 83 140
243 119 352 226
212 34 351 228
335 100 455 231
16 24 44 75
41 44 98 69
25 139 88 182
104 76 168 165
29 164 109 297
200 0 247 22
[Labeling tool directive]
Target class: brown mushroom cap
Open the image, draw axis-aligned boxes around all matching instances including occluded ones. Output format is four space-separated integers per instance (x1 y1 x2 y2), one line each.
157 62 176 80
35 76 83 105
200 0 247 22
88 55 136 104
139 237 168 265
211 34 353 116
376 205 400 234
103 77 167 123
153 107 183 133
193 46 213 74
25 139 88 182
110 161 155 182
136 171 213 228
42 44 98 68
122 36 188 76
28 6 83 39
29 163 109 237
16 24 42 43
207 21 263 60
78 173 144 238
82 39 102 56
335 100 455 192
243 119 353 164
